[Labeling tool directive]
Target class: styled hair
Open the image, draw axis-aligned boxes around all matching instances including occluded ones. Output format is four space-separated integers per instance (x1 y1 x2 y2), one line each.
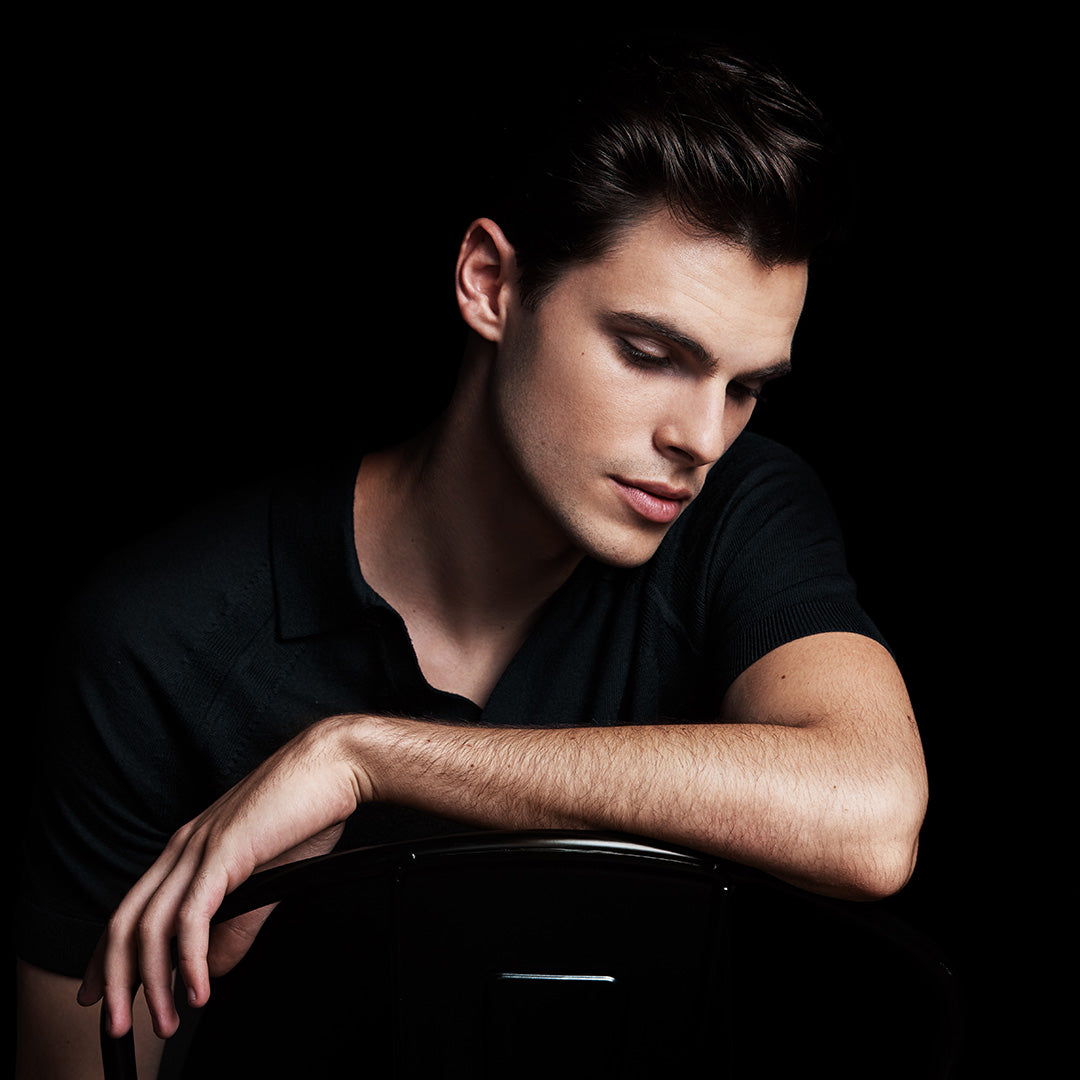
474 36 846 309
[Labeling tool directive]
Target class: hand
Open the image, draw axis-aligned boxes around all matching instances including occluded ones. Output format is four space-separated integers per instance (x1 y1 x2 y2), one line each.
78 716 369 1039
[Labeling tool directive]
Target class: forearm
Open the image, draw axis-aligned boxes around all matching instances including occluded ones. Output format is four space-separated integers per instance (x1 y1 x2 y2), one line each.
83 635 924 1041
342 711 922 900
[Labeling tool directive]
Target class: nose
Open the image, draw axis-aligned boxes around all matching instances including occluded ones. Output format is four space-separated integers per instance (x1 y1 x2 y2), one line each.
654 380 730 469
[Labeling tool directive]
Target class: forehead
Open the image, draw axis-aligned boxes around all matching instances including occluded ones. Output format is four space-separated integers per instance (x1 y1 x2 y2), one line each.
546 209 808 361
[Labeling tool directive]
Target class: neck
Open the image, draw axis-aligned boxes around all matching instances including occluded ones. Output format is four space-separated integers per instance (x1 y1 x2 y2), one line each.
355 338 583 640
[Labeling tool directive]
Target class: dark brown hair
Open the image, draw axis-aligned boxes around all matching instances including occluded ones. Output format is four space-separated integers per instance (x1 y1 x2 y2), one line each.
475 37 846 309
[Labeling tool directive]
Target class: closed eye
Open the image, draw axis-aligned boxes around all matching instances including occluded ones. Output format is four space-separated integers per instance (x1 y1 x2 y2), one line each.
727 381 763 403
619 338 769 403
616 337 676 371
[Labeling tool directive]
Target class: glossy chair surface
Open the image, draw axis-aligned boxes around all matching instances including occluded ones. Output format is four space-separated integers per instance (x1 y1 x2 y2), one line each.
102 830 960 1079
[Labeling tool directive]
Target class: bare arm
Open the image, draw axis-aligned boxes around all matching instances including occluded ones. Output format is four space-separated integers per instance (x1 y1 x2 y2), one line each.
358 630 924 898
80 631 926 1041
364 633 925 899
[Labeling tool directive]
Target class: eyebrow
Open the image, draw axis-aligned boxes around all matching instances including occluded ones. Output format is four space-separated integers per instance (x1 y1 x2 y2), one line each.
605 310 793 382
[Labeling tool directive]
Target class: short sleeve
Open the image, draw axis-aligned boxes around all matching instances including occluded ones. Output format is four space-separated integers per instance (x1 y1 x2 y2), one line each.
657 432 886 706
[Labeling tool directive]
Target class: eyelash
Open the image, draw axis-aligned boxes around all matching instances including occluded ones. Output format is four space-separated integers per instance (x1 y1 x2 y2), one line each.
616 338 763 402
728 382 763 403
616 338 675 371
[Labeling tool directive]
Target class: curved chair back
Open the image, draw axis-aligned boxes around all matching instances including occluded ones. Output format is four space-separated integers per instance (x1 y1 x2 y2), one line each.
103 830 960 1078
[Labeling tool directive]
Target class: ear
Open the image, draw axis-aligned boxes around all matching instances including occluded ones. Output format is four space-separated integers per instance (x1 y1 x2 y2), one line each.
454 218 518 342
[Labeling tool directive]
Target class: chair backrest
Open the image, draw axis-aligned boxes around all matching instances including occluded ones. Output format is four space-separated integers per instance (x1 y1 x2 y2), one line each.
104 830 961 1079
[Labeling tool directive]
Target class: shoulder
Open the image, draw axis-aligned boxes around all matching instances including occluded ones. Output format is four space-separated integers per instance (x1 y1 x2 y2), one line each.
700 431 830 511
71 477 274 613
666 431 840 567
66 479 277 655
634 431 843 626
641 432 884 701
62 457 362 688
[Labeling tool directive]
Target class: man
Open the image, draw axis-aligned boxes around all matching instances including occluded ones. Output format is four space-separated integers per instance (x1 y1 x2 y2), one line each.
16 37 927 1076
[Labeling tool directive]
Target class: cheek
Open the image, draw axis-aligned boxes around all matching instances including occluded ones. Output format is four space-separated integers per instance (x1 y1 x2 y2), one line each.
496 311 657 458
559 371 658 464
508 348 623 441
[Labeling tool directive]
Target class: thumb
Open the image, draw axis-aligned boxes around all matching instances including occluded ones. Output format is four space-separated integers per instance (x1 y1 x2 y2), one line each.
201 823 346 981
205 903 277 979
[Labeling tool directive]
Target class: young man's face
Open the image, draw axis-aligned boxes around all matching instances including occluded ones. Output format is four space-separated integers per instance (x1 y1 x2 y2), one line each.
490 208 808 568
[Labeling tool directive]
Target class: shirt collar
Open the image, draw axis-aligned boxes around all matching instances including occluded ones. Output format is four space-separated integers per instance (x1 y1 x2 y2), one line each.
269 457 388 640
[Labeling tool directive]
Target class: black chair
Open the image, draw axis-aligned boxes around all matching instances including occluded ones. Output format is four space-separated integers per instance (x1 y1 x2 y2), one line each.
103 831 961 1078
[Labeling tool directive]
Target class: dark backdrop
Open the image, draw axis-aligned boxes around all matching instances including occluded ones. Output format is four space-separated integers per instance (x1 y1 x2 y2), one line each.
13 12 1063 1076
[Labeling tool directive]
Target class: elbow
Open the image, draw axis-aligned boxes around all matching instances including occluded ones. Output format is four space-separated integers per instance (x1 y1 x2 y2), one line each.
789 837 919 902
791 831 919 901
758 815 923 903
794 768 927 901
832 833 921 901
828 783 927 901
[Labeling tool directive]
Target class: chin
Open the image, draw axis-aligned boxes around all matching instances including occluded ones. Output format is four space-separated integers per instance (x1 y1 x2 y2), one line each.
576 524 669 569
544 489 673 569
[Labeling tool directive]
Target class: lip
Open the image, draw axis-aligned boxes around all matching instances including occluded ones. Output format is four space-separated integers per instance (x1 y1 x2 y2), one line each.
611 477 692 524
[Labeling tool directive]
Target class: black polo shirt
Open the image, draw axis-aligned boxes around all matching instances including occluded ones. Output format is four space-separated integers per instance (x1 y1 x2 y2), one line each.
16 432 884 975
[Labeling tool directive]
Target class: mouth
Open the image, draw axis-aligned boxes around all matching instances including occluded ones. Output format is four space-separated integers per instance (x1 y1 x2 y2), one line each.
610 477 693 525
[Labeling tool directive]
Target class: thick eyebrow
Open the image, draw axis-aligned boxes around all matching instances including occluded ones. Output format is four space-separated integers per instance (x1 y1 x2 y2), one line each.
605 310 793 382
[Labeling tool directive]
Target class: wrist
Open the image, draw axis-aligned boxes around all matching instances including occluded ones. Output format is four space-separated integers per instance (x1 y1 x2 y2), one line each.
315 712 393 807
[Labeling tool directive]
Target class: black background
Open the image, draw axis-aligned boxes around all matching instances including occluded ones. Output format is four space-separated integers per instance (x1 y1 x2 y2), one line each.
11 10 1066 1075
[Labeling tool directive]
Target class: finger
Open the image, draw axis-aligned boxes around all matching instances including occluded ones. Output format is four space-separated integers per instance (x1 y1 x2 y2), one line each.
77 932 108 1008
89 847 192 1036
97 908 144 1038
108 828 207 1038
170 798 312 1002
134 835 232 1036
133 893 184 1038
197 822 349 982
195 822 346 982
79 829 193 1013
173 863 232 1011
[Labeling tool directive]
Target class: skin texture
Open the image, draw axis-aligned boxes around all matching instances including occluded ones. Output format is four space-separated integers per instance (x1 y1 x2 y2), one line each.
353 212 806 704
21 209 928 1072
16 962 165 1080
484 212 806 570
